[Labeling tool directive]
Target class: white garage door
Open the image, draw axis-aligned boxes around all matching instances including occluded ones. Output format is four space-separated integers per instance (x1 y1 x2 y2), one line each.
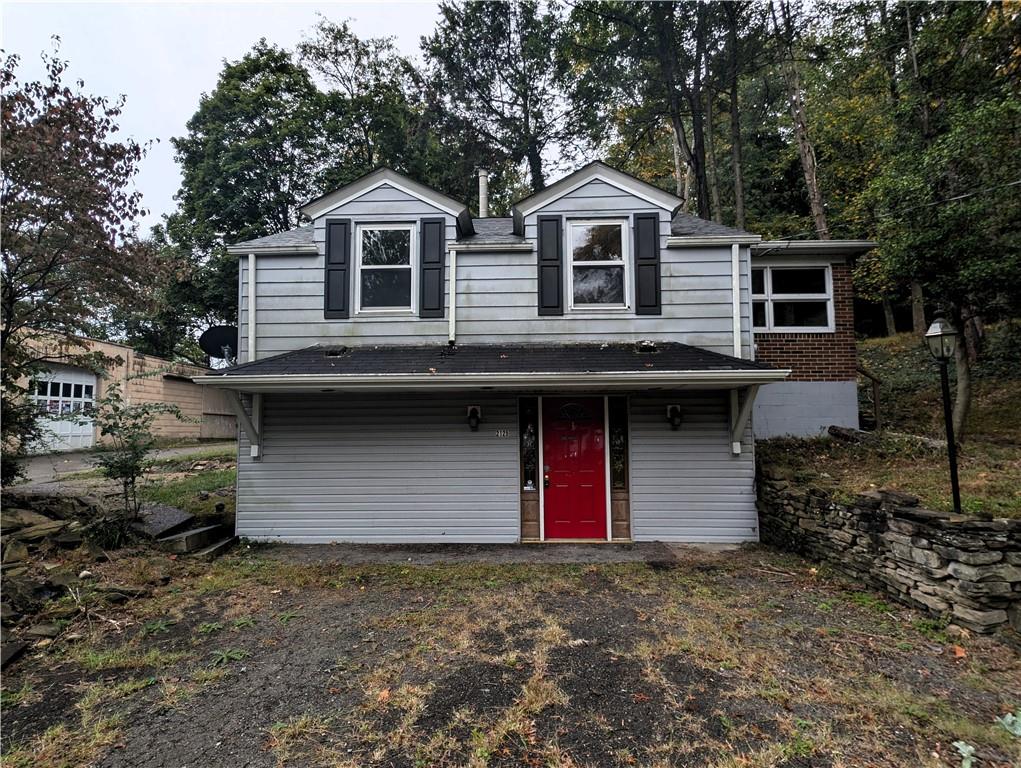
28 364 98 452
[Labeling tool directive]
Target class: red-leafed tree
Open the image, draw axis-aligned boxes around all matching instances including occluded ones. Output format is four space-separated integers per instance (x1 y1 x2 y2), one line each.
1 41 158 482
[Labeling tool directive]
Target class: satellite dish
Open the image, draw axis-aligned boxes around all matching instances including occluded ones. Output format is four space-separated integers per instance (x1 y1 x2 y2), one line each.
199 325 238 362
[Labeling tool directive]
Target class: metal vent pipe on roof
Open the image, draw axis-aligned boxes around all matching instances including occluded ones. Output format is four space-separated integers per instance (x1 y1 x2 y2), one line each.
478 168 489 218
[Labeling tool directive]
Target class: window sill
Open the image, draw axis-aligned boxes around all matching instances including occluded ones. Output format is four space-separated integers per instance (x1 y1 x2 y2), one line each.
569 305 631 314
754 327 836 334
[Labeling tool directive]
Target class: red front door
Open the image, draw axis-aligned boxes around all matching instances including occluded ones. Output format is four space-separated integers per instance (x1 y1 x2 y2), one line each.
542 397 607 540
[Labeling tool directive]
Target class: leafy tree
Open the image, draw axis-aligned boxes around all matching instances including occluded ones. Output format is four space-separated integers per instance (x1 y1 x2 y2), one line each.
423 0 580 193
167 41 333 323
861 2 1021 438
566 1 724 219
1 43 154 482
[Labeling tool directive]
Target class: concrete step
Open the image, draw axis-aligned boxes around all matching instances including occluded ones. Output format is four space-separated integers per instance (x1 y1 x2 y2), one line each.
192 536 238 562
133 504 194 539
157 525 226 554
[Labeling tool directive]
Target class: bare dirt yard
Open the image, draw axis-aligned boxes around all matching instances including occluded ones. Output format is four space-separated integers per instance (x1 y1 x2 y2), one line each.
2 544 1019 768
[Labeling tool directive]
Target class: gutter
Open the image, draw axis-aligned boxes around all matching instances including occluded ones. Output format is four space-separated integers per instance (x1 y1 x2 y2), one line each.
192 368 791 392
667 235 761 248
226 245 318 256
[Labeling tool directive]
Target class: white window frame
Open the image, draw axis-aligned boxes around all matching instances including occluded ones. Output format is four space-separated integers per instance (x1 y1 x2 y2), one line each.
566 218 631 312
752 262 834 333
354 222 417 315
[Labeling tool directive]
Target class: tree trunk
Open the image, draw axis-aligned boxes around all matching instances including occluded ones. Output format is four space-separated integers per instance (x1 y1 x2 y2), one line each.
952 329 971 441
654 1 709 220
726 5 746 230
672 126 686 198
772 0 829 239
705 93 723 224
910 281 926 334
882 299 897 336
729 83 746 229
682 160 694 214
525 142 545 193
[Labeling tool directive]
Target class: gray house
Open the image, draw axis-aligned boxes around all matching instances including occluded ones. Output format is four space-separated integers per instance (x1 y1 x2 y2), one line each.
197 162 869 544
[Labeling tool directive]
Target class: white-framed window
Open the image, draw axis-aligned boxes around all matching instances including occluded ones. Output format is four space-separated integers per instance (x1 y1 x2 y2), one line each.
29 378 95 415
355 223 416 313
567 219 630 310
752 264 834 332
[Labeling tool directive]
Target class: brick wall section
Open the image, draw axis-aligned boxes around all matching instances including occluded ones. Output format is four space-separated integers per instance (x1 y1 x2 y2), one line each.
754 263 856 381
758 464 1021 634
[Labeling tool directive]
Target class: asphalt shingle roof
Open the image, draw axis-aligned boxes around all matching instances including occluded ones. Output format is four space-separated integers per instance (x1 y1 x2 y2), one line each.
212 342 776 378
456 218 525 245
670 212 756 238
230 226 314 250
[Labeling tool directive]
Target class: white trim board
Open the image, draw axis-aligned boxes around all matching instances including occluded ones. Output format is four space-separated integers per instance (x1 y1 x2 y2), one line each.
301 172 465 220
516 164 682 217
194 369 792 392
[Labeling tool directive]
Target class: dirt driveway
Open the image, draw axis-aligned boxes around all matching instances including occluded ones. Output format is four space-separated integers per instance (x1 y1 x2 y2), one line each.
2 544 1018 768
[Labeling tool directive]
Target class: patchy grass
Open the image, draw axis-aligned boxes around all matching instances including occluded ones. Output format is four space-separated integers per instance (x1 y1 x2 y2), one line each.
138 467 236 518
2 547 1017 767
858 323 1021 443
70 644 191 673
151 443 237 470
759 325 1021 517
758 433 1021 517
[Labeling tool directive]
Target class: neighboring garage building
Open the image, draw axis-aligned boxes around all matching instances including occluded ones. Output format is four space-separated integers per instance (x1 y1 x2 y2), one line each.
26 336 236 452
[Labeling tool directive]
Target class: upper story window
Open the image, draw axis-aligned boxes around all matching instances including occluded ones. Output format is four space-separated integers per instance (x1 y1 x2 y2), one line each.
752 265 833 332
568 219 629 310
356 223 416 313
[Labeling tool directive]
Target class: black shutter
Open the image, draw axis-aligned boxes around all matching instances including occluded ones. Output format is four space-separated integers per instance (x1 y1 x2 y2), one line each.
633 213 661 315
419 218 445 318
537 215 563 316
324 219 351 319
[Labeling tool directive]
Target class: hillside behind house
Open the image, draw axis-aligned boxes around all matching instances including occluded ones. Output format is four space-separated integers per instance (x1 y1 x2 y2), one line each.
759 323 1021 518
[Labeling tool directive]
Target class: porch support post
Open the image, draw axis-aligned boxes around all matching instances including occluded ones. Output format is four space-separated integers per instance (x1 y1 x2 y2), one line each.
729 384 759 455
228 391 262 459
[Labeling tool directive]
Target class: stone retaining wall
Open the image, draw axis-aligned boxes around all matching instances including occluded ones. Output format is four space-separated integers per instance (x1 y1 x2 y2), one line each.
757 465 1021 634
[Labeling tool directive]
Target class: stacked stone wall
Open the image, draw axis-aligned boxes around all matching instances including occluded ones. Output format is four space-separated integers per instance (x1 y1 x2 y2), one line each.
758 465 1021 634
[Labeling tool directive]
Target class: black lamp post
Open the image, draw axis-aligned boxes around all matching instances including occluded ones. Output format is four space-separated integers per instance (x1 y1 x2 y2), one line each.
924 317 962 514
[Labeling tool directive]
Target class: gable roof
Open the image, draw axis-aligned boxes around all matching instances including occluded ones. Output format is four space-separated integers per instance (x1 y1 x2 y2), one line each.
513 161 683 217
297 167 474 235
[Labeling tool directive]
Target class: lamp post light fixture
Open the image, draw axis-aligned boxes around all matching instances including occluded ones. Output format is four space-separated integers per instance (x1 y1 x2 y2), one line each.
924 317 962 514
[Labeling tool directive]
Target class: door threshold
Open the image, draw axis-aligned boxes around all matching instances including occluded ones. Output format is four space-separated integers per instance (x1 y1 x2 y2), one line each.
521 539 633 544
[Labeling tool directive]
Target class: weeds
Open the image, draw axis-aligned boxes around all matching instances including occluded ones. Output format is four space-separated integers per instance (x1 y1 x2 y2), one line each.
209 648 249 667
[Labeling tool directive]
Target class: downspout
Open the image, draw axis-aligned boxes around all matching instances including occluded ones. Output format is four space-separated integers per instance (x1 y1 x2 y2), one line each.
731 243 741 358
247 253 257 362
447 249 457 345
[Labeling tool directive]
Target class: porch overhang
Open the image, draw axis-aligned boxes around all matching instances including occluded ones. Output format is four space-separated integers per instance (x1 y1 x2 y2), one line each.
193 368 789 393
193 342 788 393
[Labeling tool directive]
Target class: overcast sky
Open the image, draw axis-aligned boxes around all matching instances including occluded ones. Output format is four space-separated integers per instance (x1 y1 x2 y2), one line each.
2 1 441 234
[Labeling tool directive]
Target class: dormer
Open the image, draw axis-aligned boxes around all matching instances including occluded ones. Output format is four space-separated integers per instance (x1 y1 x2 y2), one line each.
299 167 474 320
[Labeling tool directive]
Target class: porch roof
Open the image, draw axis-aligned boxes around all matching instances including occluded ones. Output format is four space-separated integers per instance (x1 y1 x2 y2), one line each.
194 342 789 392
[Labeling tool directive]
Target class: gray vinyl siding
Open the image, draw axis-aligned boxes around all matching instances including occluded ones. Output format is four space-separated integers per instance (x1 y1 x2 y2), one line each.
239 178 752 360
629 392 757 543
236 393 519 543
753 380 859 438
